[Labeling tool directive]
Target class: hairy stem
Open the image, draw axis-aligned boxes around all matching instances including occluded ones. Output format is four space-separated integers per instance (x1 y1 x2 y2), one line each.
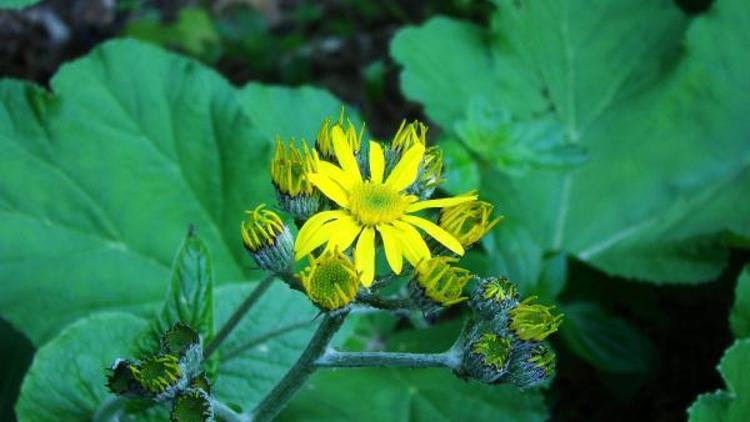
251 311 349 421
356 291 414 310
315 349 462 369
212 399 248 422
204 273 275 359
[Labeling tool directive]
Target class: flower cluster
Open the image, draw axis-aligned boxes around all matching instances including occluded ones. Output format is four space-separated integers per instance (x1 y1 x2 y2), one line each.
106 323 214 421
239 108 562 388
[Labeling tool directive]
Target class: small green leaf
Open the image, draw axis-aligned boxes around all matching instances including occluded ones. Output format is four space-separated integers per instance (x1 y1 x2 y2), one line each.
15 313 147 421
559 302 653 373
137 231 214 354
281 369 547 421
688 339 750 422
730 264 750 338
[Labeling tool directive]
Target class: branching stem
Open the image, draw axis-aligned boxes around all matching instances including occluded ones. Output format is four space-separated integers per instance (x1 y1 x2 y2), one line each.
315 349 462 369
251 311 349 422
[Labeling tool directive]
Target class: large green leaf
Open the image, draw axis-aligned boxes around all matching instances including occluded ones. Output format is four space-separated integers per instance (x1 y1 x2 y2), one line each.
391 0 750 284
0 39 347 345
281 368 547 421
688 339 750 422
730 264 750 338
15 313 148 421
136 230 214 354
559 302 653 373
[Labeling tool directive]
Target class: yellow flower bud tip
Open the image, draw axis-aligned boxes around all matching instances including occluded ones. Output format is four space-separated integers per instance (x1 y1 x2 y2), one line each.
508 296 564 342
481 277 518 303
391 119 428 152
240 204 286 253
414 257 473 306
315 109 363 160
472 333 513 370
270 138 318 197
299 249 360 311
131 354 182 394
439 195 501 246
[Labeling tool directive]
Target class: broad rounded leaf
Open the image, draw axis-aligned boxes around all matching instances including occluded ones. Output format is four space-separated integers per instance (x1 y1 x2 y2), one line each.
391 0 750 284
0 39 349 345
15 313 147 421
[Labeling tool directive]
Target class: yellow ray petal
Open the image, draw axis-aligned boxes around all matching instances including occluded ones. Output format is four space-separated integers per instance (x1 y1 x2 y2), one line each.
295 210 347 257
369 141 385 184
332 126 362 183
391 220 431 266
309 173 349 208
405 195 477 213
385 143 425 191
401 215 464 256
376 224 403 274
316 161 355 192
355 227 375 287
325 215 363 253
295 219 338 259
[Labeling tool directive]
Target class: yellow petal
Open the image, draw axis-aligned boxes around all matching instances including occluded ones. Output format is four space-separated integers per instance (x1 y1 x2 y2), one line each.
355 227 375 287
385 143 425 191
316 161 354 192
401 215 464 256
332 126 362 183
405 195 477 212
295 210 346 258
309 173 349 208
391 220 431 266
369 141 385 183
376 224 403 274
325 215 363 253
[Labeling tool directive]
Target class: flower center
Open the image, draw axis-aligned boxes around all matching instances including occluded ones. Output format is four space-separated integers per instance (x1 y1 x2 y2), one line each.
348 181 409 226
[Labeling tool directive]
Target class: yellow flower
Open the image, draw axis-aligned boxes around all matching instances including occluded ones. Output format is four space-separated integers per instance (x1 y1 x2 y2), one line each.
294 127 475 286
439 196 501 246
413 256 472 306
299 249 360 310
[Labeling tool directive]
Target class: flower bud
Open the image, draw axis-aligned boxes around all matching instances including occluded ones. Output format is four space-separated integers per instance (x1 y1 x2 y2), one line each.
439 196 501 247
299 249 360 311
315 108 363 162
390 119 427 154
470 276 519 321
464 331 514 384
270 138 321 220
240 204 293 273
130 354 185 401
161 323 203 379
506 342 556 389
171 389 214 422
107 359 144 397
409 257 472 320
507 297 564 342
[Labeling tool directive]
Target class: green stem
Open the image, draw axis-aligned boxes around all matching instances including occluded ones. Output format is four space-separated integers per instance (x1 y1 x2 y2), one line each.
212 399 248 422
356 291 414 310
315 350 462 369
204 273 276 359
251 311 349 422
